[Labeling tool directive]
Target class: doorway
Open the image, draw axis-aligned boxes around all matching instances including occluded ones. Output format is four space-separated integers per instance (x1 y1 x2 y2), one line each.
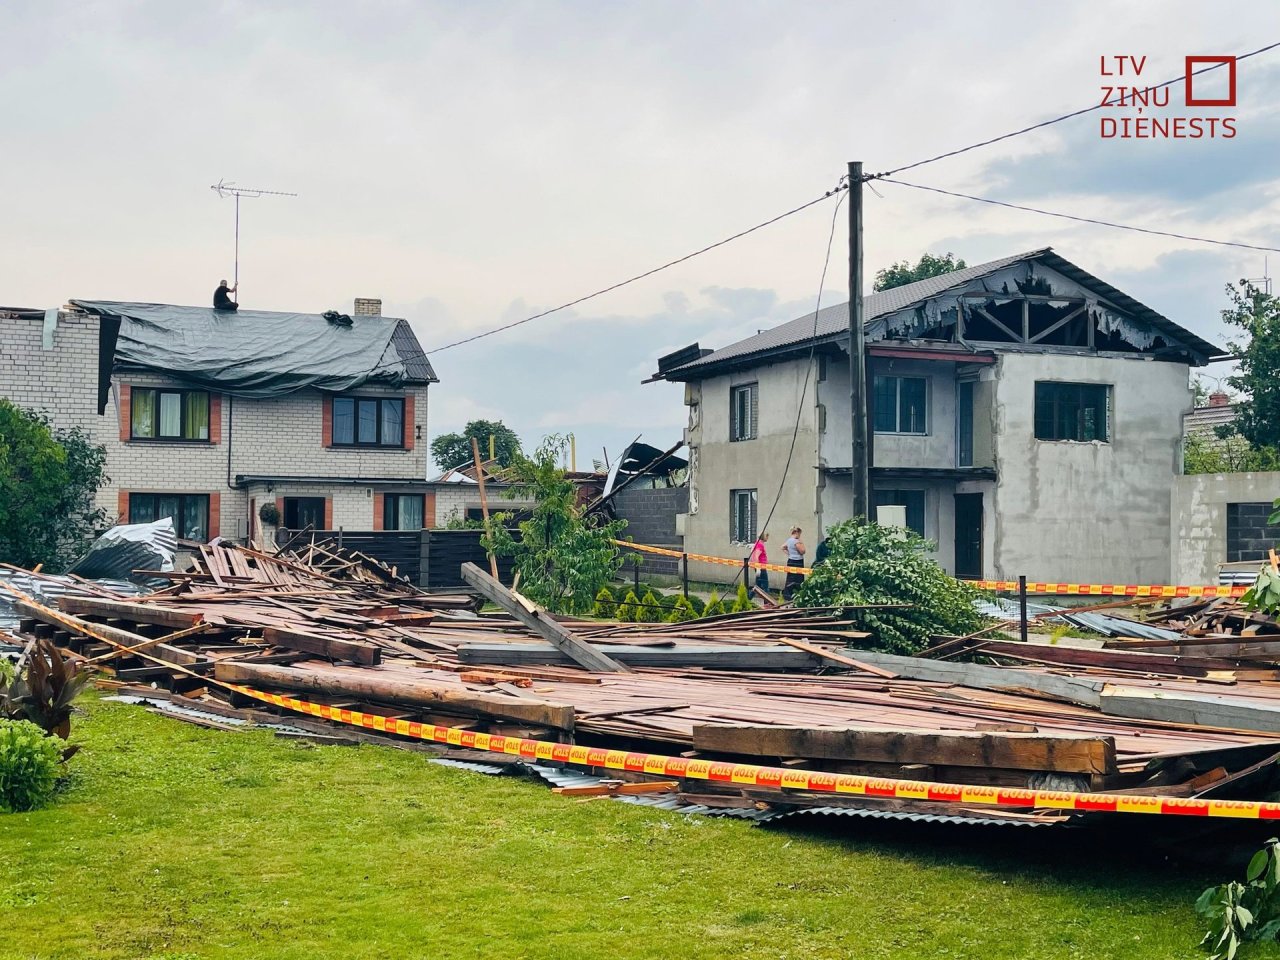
954 493 983 579
283 497 326 530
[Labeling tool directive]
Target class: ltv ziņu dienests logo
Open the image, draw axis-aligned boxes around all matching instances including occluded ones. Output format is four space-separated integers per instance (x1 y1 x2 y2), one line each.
1099 55 1236 139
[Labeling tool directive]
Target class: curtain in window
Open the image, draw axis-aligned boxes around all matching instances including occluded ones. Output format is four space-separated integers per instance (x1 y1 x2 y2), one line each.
399 495 424 530
333 398 355 444
182 495 209 541
380 400 404 446
185 392 209 440
357 400 378 443
159 393 181 437
128 495 157 523
131 389 156 438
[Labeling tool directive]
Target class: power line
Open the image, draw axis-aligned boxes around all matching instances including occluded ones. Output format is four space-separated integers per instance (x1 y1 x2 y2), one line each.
880 177 1280 253
422 183 848 355
872 40 1280 179
758 188 847 542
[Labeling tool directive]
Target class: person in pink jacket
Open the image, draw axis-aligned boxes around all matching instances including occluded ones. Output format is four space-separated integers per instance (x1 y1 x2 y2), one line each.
750 532 770 591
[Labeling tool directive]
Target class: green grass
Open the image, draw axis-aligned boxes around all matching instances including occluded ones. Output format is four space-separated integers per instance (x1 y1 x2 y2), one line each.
3 696 1278 960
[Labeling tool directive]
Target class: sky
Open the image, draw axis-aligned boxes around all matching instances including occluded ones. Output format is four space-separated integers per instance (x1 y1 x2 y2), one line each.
3 1 1279 470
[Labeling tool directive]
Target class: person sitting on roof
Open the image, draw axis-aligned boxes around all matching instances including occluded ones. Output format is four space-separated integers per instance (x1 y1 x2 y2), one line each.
213 280 239 312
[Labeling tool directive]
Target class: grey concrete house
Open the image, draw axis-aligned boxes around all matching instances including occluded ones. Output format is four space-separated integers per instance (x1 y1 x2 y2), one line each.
1 297 443 542
649 248 1224 584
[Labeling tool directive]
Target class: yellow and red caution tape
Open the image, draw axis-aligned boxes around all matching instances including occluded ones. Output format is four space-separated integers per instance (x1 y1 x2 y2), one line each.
613 539 1249 596
235 685 1280 821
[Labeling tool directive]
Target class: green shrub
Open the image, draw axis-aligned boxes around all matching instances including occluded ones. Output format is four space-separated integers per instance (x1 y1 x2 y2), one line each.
794 518 984 654
0 659 13 687
616 590 640 622
732 583 754 612
667 595 696 623
637 589 662 623
701 593 725 618
592 586 616 618
0 719 62 813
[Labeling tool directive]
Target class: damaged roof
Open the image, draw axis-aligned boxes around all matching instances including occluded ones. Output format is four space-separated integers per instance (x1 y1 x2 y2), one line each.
653 248 1223 379
72 300 437 399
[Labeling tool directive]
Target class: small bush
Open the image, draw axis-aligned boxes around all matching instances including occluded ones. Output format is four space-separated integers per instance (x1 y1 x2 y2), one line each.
667 595 696 623
701 593 725 618
592 586 616 618
732 583 754 613
637 589 662 623
616 590 640 622
0 719 62 813
0 659 13 687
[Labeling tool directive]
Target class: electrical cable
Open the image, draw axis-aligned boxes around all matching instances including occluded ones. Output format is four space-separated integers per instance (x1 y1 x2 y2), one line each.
880 178 1280 253
872 40 1280 179
757 188 847 544
421 184 848 356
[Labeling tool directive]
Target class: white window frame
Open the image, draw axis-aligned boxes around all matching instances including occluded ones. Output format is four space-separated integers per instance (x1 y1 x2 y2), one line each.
730 488 757 544
730 383 758 442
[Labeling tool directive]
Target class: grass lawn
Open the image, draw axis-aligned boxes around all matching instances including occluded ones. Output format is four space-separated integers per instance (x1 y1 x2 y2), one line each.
3 696 1278 960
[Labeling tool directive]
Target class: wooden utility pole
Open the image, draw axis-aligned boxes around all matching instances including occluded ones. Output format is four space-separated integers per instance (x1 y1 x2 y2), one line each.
848 161 870 520
470 436 500 579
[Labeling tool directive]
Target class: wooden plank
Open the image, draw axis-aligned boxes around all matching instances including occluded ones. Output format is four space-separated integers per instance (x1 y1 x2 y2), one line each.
848 650 1106 708
692 723 1117 775
456 641 819 670
979 639 1276 676
261 626 382 666
470 436 500 580
213 660 575 731
57 596 202 629
553 781 681 796
773 637 897 678
1101 688 1280 735
460 563 629 673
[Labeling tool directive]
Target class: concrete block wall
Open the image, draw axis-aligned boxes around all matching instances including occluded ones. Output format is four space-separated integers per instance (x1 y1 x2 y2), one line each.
614 486 688 577
1171 472 1280 583
1227 502 1280 563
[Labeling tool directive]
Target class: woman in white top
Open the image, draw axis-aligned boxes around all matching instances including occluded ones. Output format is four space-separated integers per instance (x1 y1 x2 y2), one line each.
782 527 806 600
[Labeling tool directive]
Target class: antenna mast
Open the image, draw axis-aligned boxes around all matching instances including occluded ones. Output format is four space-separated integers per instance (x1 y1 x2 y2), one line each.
210 179 297 296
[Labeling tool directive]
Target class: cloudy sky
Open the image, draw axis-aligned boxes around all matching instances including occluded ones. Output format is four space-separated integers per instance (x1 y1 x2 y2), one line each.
4 1 1278 469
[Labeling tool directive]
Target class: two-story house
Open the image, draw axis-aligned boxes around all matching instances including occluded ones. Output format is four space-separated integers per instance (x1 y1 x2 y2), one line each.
649 248 1225 585
2 297 439 542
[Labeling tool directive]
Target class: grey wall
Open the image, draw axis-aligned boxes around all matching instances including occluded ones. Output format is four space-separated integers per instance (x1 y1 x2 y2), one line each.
1172 472 1280 583
990 352 1192 584
614 486 688 576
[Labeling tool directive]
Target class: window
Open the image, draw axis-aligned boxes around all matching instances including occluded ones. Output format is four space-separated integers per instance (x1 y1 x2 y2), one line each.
730 488 757 543
873 376 927 434
872 490 926 537
383 494 425 531
130 388 210 441
1034 382 1110 442
128 493 210 541
283 497 327 530
730 383 758 441
957 381 974 467
332 396 405 447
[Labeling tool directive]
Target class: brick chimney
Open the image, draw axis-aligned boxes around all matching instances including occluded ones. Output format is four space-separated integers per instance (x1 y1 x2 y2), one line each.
354 298 382 317
1209 391 1231 407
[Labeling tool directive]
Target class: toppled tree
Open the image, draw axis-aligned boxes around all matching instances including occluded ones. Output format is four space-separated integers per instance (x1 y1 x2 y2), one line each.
873 252 968 292
0 400 109 570
793 518 984 653
483 434 631 615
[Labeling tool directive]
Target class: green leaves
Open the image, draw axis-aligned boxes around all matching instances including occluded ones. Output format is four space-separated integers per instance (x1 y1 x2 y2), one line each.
2 638 93 740
1196 838 1280 959
430 420 522 472
1242 567 1280 617
1222 281 1280 454
0 719 63 813
873 252 968 292
0 400 109 571
792 519 984 653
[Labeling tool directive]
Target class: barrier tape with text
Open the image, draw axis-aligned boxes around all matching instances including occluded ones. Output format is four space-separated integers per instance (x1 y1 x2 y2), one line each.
611 540 1250 597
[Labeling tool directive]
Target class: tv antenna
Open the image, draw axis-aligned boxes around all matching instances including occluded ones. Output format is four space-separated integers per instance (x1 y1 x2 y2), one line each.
1245 255 1272 295
210 178 297 296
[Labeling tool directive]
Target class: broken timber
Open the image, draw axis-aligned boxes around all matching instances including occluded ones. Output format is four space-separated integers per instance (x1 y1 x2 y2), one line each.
692 724 1117 775
260 626 381 666
460 563 629 673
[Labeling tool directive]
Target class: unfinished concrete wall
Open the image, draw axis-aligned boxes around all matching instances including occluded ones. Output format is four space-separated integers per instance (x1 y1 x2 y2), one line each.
681 356 818 583
1171 472 1280 583
614 486 688 576
990 352 1192 584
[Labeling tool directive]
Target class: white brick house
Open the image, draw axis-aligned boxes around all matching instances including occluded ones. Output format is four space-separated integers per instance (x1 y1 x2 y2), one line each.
1 298 445 543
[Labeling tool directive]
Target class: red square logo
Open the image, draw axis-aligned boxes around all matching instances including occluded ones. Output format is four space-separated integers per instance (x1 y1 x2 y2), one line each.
1185 55 1237 106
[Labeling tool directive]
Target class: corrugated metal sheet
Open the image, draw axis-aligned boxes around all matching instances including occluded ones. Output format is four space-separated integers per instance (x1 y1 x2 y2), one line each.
763 806 1061 828
0 571 142 631
1059 611 1182 642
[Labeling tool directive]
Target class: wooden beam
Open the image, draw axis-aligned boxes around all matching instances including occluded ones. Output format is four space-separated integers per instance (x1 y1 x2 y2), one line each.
1028 304 1088 344
553 781 681 797
460 563 629 673
213 660 575 731
848 650 1106 708
1101 689 1280 736
58 595 202 629
13 599 201 666
772 637 897 678
456 641 817 671
261 626 382 666
470 436 500 580
692 724 1117 775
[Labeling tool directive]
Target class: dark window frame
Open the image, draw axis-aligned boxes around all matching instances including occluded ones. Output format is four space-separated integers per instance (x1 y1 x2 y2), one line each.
129 387 212 442
871 489 926 537
282 497 327 530
331 395 406 448
1034 381 1111 443
127 492 211 541
383 493 426 531
730 488 758 543
730 383 759 442
873 375 928 435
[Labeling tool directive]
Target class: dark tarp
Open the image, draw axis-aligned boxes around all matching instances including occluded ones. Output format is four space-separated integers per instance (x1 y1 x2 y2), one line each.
72 300 415 398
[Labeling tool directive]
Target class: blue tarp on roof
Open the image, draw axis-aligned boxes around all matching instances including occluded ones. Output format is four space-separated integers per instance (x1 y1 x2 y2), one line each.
73 300 436 398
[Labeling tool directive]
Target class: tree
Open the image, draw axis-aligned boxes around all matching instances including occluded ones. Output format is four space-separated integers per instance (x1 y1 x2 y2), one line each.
482 434 631 614
1184 431 1280 475
873 252 968 292
430 420 522 472
0 401 108 571
1222 280 1280 453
